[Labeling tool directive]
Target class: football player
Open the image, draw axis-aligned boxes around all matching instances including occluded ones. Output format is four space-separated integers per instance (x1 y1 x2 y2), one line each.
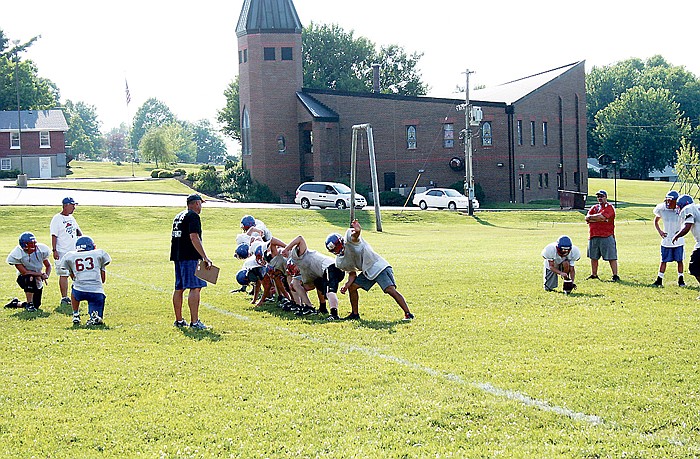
541 235 581 293
59 236 112 326
652 191 685 287
6 232 52 312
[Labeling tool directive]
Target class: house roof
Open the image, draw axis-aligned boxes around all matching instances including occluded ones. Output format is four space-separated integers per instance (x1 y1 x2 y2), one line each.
236 0 302 37
297 92 339 122
471 62 583 105
0 109 69 131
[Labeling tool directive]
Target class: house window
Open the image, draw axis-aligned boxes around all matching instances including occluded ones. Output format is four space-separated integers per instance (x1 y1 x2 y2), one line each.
406 125 417 150
443 123 454 148
517 120 523 145
238 50 243 64
243 49 248 63
518 175 523 190
542 122 548 146
241 107 251 155
538 173 543 188
481 121 492 146
530 121 535 146
526 174 531 189
1 158 10 171
10 131 19 149
263 47 276 61
544 173 549 188
281 47 293 61
40 131 50 148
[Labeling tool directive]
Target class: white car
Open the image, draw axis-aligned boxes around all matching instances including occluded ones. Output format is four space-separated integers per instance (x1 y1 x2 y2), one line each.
294 182 367 209
412 188 479 211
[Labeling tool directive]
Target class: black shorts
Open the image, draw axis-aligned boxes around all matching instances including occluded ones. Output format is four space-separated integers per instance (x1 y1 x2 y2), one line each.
247 266 266 283
17 275 42 293
689 249 700 277
313 265 345 298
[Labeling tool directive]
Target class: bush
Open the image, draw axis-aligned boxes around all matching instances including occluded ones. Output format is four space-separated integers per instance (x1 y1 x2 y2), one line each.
379 190 407 206
0 169 20 179
173 168 186 176
158 170 174 178
150 169 163 178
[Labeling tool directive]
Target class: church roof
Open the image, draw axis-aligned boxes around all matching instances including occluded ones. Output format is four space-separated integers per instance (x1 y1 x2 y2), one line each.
0 109 68 131
236 0 303 37
471 62 583 105
297 92 339 122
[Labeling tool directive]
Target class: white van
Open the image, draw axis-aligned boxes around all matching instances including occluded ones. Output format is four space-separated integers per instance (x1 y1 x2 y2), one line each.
294 182 367 209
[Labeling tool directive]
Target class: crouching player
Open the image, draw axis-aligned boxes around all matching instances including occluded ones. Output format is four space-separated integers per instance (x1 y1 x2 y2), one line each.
542 235 580 294
6 232 51 312
60 236 112 326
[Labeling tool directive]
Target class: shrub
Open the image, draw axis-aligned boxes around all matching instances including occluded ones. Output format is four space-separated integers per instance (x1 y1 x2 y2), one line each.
379 190 406 206
173 168 186 176
0 169 20 179
150 169 162 178
158 170 174 178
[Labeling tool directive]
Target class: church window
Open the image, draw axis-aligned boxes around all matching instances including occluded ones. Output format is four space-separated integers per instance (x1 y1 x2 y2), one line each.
406 125 416 149
443 123 454 148
242 108 251 155
481 122 492 146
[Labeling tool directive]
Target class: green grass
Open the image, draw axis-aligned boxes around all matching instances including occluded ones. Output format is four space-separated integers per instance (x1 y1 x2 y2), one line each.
0 202 699 457
67 161 220 179
28 178 195 195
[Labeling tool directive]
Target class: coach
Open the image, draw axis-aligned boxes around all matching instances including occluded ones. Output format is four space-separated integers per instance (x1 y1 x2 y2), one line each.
585 190 620 282
170 194 212 330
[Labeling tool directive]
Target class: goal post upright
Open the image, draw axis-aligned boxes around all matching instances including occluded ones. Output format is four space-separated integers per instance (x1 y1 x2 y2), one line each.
350 124 383 232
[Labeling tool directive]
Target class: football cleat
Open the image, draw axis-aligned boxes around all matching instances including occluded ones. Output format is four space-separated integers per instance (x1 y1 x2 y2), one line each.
189 320 208 330
72 313 81 325
4 298 20 308
86 312 103 326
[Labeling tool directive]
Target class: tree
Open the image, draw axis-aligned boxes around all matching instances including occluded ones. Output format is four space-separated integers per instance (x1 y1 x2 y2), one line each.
675 137 700 184
161 122 196 163
0 29 59 111
130 98 176 150
302 22 427 96
594 86 689 179
217 76 240 142
192 119 228 163
138 126 174 168
104 123 131 162
63 100 103 160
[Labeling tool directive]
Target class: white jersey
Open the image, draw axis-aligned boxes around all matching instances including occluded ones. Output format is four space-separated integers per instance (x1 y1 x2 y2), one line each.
653 203 684 247
541 243 581 270
50 213 81 255
242 257 260 271
335 228 390 280
59 249 111 294
254 219 272 242
680 204 700 249
290 247 333 284
7 243 51 273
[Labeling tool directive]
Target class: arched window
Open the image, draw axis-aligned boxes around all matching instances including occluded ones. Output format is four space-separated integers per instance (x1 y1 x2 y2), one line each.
241 107 251 155
481 121 492 146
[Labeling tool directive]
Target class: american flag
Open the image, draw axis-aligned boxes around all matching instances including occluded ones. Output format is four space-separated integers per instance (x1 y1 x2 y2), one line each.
125 79 131 106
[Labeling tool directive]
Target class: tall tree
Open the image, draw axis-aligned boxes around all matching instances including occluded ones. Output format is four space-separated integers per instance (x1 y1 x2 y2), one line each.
130 98 175 150
162 122 196 163
217 76 240 143
138 126 174 168
594 86 689 179
0 29 59 111
63 100 103 160
192 119 228 163
104 123 131 162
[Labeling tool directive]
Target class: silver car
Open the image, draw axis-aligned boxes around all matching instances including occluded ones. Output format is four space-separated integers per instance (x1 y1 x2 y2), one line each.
412 188 479 211
294 182 367 209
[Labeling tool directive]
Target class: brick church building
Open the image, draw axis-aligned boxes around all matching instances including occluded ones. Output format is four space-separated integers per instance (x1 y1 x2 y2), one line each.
236 0 588 204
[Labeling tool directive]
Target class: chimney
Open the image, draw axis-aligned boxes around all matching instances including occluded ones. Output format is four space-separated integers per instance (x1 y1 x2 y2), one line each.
372 63 381 93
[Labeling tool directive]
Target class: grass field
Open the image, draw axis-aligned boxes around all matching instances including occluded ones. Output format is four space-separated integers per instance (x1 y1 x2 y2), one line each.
0 181 699 457
66 161 219 179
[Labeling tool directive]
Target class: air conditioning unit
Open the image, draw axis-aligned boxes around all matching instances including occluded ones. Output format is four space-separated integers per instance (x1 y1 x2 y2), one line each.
470 106 483 126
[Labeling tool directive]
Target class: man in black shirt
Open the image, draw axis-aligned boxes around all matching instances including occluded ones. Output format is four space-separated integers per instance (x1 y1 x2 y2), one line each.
170 194 212 329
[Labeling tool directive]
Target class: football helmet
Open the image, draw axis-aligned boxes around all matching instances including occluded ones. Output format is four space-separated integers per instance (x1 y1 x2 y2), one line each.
235 243 250 259
677 194 694 212
556 235 572 256
325 233 345 255
236 269 249 286
240 215 255 230
76 236 95 252
665 190 679 209
18 232 37 251
286 259 300 277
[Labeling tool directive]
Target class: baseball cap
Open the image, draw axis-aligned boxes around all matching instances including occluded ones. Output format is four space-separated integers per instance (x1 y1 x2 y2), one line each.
186 194 205 203
62 197 78 205
595 190 607 197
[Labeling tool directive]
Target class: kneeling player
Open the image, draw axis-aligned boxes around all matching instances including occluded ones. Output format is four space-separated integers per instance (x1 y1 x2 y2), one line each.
6 232 51 312
541 235 580 293
60 236 112 326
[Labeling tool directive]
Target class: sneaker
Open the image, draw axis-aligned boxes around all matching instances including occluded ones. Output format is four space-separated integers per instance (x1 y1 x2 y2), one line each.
343 313 361 321
60 297 71 306
296 306 317 316
404 312 415 320
326 309 340 321
4 298 20 308
611 275 621 282
318 305 329 315
86 312 103 326
679 276 686 287
174 319 188 327
652 277 663 287
72 313 81 325
189 320 208 330
586 274 599 280
25 302 37 312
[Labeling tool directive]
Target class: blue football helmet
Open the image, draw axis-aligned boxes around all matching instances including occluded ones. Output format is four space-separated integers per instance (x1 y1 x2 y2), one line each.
325 233 345 255
665 190 679 209
677 194 694 212
235 243 250 259
18 232 36 250
241 215 255 230
76 236 95 252
236 269 249 286
254 244 264 258
556 235 572 255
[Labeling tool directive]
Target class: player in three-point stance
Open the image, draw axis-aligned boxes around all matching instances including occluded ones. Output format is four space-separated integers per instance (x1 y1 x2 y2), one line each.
60 236 111 326
541 235 580 294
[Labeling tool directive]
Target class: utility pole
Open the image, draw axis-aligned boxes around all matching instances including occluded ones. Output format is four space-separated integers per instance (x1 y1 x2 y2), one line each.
13 41 25 177
464 69 475 216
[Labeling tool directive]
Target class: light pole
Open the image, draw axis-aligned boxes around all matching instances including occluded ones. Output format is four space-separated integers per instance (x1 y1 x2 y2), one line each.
12 41 25 178
611 160 618 207
464 69 475 216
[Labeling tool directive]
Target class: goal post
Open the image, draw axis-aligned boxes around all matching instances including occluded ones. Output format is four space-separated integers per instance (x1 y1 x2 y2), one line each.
350 124 383 232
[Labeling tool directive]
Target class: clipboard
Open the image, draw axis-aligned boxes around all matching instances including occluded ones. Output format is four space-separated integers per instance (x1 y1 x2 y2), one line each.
195 260 220 284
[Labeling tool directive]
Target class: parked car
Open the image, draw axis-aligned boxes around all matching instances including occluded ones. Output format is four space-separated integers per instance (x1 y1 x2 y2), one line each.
294 182 367 209
412 188 479 211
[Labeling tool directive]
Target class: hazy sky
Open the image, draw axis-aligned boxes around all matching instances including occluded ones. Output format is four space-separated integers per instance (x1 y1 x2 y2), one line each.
5 0 700 151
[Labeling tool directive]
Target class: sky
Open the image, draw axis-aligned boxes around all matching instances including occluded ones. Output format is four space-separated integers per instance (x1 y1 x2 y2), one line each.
5 0 700 153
